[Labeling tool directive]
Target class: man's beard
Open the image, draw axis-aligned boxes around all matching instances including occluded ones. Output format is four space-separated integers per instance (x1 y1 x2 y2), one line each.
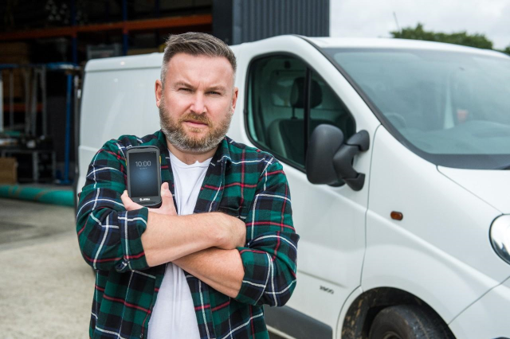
159 98 233 153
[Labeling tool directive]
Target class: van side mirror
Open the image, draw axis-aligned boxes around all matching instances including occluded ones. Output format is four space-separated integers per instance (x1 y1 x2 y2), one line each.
306 125 370 191
306 124 344 185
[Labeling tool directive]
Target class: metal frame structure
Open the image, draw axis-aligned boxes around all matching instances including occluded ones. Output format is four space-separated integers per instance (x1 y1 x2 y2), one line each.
0 0 212 63
0 62 80 184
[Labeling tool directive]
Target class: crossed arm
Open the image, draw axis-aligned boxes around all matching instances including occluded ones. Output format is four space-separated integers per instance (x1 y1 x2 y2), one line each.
121 183 245 298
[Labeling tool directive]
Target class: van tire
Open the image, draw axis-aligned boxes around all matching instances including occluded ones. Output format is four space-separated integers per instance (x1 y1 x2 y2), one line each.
368 305 454 339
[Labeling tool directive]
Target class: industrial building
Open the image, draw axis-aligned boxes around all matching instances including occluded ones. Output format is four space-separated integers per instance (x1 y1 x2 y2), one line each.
0 0 329 192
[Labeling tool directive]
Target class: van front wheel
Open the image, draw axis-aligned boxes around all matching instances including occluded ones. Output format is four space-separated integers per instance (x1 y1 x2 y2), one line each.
368 305 454 339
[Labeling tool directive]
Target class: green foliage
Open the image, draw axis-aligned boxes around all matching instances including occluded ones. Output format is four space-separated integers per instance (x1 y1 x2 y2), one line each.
391 23 493 50
503 46 510 55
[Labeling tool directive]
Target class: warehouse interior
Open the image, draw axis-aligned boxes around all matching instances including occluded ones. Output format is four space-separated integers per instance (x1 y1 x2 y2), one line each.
0 0 329 190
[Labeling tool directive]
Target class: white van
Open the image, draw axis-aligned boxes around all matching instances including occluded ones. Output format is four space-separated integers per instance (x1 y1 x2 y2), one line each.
76 35 510 339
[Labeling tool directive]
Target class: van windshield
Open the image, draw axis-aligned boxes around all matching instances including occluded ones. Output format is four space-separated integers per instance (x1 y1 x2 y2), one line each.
323 47 510 169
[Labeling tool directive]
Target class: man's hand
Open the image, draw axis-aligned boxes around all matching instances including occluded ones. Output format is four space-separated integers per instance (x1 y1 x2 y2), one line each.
121 182 177 216
216 213 246 249
174 248 244 298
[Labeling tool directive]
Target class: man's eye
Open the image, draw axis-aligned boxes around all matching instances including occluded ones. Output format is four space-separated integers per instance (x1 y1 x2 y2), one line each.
179 88 191 92
208 91 221 95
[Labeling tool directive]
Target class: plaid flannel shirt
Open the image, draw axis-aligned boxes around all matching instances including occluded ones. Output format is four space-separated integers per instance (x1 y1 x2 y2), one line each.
76 130 299 339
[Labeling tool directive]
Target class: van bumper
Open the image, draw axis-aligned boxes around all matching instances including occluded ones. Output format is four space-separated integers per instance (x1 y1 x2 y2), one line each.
449 276 510 339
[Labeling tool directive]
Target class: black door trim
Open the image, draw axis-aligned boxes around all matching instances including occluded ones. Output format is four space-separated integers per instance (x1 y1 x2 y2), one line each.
264 305 333 339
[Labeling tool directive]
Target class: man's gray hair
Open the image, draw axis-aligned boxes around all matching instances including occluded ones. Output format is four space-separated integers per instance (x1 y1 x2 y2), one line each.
160 32 237 86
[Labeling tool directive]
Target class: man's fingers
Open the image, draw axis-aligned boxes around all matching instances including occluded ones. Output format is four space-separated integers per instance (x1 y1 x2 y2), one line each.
120 190 130 204
121 190 144 211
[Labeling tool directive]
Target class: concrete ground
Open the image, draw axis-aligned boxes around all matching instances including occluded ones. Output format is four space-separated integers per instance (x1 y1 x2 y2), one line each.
0 198 287 339
0 198 93 339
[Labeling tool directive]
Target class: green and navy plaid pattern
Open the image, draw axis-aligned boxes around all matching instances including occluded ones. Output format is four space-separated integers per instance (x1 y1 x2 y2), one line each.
76 130 299 339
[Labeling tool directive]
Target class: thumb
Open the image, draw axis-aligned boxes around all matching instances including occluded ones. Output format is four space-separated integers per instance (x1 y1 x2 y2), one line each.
161 182 172 199
160 182 177 215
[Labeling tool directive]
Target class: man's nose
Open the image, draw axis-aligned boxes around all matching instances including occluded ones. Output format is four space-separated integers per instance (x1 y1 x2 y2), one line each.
190 92 206 114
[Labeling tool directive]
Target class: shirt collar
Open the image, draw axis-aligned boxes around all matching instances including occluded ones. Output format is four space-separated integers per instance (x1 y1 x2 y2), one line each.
211 137 232 168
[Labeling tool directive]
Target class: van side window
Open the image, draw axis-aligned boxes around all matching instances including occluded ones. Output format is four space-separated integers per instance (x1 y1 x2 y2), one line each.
247 55 355 169
309 72 356 144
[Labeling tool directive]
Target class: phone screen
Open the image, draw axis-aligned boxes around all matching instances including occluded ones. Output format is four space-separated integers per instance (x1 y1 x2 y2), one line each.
128 151 159 197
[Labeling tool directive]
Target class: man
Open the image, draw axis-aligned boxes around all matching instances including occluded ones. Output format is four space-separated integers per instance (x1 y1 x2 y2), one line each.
76 32 299 339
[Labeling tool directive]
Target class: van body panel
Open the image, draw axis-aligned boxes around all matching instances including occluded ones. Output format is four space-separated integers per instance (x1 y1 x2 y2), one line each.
438 167 510 214
365 126 507 324
84 53 162 72
77 146 98 197
80 68 154 148
449 276 510 337
78 64 162 193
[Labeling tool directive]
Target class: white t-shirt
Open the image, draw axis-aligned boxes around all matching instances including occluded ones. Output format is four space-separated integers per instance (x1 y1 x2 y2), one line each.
147 151 211 339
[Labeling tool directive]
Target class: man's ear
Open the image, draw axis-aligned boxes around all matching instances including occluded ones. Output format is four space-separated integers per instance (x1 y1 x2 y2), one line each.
155 80 163 108
231 87 239 113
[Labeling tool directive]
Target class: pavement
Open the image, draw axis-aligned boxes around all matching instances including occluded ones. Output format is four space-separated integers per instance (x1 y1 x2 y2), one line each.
0 198 94 338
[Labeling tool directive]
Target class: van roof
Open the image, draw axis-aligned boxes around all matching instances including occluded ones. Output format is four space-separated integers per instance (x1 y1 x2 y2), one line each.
85 35 507 72
84 52 163 72
305 37 506 58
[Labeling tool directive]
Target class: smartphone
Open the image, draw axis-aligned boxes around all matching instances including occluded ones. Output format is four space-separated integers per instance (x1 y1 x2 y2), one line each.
126 146 162 207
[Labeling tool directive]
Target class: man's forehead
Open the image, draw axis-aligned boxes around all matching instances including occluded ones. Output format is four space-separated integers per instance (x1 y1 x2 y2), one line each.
164 53 235 86
167 53 234 72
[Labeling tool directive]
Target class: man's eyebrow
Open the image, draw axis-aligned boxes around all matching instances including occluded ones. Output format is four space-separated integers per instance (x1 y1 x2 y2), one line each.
173 82 227 92
174 81 193 88
207 85 227 92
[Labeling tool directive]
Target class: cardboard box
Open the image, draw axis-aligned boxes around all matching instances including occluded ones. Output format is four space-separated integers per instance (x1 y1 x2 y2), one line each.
0 157 18 184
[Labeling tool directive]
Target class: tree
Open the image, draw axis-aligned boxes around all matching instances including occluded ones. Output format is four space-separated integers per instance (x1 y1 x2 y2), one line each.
391 23 493 50
503 46 510 56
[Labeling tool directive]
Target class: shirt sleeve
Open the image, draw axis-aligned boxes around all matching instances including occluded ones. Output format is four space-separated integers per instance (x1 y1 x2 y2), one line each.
235 158 299 307
76 140 150 272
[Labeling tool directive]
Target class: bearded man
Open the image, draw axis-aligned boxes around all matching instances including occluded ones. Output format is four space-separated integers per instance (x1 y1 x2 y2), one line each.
76 32 299 339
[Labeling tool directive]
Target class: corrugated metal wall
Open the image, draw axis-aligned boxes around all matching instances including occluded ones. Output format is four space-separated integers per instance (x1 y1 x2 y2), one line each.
213 0 329 45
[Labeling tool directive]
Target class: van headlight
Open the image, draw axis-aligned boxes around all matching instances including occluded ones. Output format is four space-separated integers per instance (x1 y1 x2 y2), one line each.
490 215 510 265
